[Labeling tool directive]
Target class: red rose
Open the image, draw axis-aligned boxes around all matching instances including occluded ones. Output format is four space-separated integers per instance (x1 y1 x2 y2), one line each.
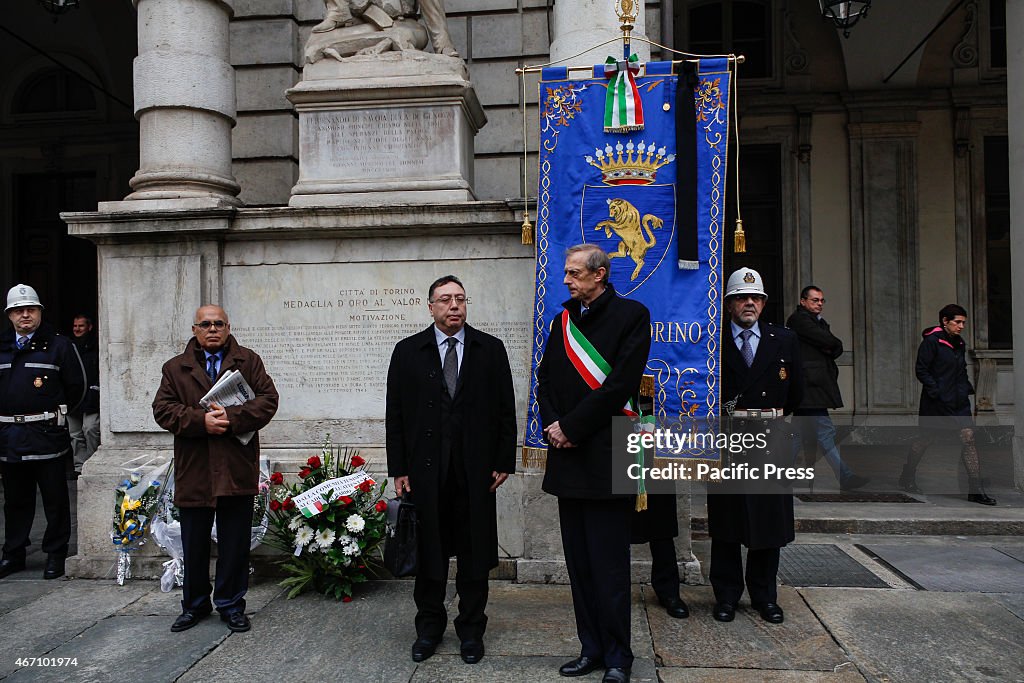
342 596 352 603
269 500 281 511
340 496 353 506
374 500 388 513
307 456 322 469
351 455 366 468
284 497 295 510
357 480 373 493
298 467 311 479
269 472 284 485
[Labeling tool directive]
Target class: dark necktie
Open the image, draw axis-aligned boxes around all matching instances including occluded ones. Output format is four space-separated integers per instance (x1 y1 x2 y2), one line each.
443 337 458 398
17 336 27 349
206 355 218 382
739 329 754 367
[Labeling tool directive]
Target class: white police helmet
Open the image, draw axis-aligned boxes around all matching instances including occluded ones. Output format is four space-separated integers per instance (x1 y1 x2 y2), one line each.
5 284 44 312
724 268 766 300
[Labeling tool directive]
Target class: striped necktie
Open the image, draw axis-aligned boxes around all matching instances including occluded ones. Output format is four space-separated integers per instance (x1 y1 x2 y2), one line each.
739 329 755 367
17 336 27 349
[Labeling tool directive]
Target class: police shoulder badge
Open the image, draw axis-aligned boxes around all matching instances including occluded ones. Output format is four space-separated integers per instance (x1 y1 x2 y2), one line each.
778 367 788 381
33 377 43 388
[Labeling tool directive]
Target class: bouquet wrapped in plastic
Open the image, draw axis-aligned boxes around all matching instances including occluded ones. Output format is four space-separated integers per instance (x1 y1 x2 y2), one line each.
111 456 169 585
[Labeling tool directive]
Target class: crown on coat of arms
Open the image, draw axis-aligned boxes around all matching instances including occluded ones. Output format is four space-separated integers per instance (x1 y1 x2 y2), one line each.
585 140 675 186
743 272 755 283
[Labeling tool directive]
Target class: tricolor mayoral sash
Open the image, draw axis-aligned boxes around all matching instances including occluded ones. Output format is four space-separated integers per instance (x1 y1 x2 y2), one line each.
523 58 732 466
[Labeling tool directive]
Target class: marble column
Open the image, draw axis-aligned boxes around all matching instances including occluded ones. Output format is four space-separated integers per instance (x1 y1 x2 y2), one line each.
122 0 241 206
1006 1 1024 489
549 0 650 66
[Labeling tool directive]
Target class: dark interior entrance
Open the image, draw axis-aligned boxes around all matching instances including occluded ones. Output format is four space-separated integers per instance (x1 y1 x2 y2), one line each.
11 173 98 331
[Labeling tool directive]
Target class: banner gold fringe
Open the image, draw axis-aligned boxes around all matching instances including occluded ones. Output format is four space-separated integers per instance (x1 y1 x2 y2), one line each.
521 446 547 469
733 218 746 253
640 374 655 397
635 492 648 511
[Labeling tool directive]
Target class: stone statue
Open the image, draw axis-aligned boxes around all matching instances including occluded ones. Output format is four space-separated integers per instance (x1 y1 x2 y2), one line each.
306 0 460 62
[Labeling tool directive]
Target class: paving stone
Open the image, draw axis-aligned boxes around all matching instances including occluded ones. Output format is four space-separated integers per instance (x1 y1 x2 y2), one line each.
177 580 420 682
863 543 1024 592
651 585 850 672
994 545 1024 563
659 666 867 682
801 588 1024 682
115 577 286 616
990 593 1024 621
0 580 67 617
4 616 227 683
0 582 151 677
411 655 658 682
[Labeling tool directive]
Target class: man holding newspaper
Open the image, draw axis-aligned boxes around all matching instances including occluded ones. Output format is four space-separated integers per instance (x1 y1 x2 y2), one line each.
153 305 278 634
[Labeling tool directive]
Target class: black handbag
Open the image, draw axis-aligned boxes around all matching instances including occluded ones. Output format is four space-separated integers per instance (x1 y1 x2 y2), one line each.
383 494 418 577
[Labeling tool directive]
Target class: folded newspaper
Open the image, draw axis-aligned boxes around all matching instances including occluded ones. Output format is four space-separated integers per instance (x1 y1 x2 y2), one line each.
199 369 256 445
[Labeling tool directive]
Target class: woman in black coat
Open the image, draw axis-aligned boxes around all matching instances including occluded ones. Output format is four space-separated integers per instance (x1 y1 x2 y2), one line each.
899 304 995 505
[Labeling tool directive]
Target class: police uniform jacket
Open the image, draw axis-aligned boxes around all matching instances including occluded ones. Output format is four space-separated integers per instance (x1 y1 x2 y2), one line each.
152 335 279 508
708 320 804 549
538 285 651 500
386 324 517 580
0 322 85 463
786 305 843 409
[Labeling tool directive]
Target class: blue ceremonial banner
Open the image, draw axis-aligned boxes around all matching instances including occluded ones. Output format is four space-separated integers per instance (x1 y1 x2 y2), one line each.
524 58 732 465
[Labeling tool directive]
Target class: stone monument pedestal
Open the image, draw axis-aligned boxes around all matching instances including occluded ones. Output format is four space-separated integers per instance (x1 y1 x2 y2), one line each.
287 53 487 207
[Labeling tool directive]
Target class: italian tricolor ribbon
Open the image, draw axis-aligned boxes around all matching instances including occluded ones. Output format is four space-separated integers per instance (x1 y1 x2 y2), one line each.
561 310 637 416
603 54 645 133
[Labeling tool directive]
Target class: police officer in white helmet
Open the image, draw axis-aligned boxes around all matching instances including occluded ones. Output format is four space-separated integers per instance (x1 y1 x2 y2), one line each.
707 268 804 625
0 284 86 580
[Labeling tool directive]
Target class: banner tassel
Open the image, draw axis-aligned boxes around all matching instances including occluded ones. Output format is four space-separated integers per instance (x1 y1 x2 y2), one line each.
635 492 648 511
640 374 655 397
522 214 534 245
734 218 746 253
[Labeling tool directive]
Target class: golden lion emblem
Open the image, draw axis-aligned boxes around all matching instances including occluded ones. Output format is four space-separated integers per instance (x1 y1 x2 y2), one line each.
595 198 664 280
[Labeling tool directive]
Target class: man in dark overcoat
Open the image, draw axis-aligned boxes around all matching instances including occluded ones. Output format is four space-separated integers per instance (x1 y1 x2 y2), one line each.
153 305 278 634
538 244 651 683
709 267 803 625
786 286 867 490
386 275 516 666
0 284 85 581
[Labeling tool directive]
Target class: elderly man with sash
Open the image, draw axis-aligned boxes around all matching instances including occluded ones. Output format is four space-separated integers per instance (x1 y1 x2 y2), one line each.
538 244 651 683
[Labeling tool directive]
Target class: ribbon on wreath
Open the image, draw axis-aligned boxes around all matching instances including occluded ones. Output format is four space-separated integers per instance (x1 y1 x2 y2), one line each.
603 54 645 133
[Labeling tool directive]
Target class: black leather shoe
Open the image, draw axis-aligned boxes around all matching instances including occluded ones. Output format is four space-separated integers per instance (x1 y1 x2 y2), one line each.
559 656 604 677
753 602 785 624
659 596 690 619
712 602 736 622
411 636 439 662
968 493 997 506
42 555 65 580
460 639 484 664
602 667 631 683
840 474 870 491
171 609 211 632
0 557 26 579
221 611 251 632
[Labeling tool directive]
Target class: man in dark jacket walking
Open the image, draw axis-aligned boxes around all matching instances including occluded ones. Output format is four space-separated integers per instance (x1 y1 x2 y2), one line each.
386 275 516 666
0 284 86 580
68 313 100 477
786 287 867 490
538 244 651 683
153 305 279 633
709 268 804 625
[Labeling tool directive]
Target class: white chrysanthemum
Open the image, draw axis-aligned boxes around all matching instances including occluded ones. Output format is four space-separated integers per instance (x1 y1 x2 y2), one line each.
314 528 336 550
337 533 353 546
288 516 305 531
345 514 365 533
342 541 360 556
294 526 314 547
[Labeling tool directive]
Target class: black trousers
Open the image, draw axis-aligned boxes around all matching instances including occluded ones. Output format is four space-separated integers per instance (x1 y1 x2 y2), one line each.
558 497 634 670
0 457 71 559
709 540 780 606
414 455 489 642
649 537 680 602
179 495 253 615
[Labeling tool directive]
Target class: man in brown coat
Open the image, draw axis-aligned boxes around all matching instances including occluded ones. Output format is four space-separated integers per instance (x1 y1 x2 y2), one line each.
153 305 278 634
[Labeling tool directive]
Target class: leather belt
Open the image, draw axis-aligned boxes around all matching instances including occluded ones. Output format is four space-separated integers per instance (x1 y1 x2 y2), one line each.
0 412 58 424
730 408 785 419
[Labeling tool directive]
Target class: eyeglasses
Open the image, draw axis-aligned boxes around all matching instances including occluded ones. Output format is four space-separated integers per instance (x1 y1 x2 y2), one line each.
194 320 227 330
431 295 467 305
